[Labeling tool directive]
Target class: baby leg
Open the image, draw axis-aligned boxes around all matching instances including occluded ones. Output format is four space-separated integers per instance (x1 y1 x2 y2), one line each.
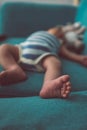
40 56 71 98
0 44 27 86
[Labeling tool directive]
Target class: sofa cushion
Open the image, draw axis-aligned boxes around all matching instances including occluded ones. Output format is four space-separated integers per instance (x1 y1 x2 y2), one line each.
0 91 87 130
75 0 87 48
0 2 76 37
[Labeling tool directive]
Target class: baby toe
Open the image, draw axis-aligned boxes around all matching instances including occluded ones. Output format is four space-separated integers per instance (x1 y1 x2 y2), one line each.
62 93 68 98
62 87 71 98
66 82 71 90
66 81 71 86
66 86 71 92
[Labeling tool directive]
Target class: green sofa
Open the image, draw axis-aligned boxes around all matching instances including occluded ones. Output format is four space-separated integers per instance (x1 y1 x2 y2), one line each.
0 0 87 130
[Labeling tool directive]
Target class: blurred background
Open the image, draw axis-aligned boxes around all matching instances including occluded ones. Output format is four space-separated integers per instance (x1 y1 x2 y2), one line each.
0 0 79 6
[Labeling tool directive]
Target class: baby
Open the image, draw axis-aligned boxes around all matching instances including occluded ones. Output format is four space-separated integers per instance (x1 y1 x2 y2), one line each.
0 25 87 99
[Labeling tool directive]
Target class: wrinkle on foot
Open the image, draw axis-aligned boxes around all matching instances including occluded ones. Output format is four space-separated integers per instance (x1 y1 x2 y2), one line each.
40 75 71 99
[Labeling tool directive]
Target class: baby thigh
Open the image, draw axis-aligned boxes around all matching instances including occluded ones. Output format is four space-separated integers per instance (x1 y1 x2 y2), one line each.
0 44 19 69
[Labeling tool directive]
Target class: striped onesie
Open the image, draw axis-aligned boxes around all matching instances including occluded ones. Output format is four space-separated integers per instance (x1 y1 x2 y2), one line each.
17 31 61 72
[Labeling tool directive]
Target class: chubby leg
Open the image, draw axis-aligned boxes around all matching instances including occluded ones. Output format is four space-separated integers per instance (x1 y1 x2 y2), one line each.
0 44 27 86
40 56 71 98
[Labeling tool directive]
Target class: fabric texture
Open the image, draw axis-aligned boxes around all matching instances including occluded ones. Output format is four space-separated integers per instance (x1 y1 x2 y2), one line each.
0 92 87 130
0 2 77 37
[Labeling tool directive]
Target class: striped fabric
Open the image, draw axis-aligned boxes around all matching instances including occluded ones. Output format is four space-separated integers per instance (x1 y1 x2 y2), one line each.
17 31 61 72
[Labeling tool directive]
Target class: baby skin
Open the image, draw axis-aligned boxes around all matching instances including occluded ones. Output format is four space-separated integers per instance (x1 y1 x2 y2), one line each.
40 75 71 98
0 44 71 99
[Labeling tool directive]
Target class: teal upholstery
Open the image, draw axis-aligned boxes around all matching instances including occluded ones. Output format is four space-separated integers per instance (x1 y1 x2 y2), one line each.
0 91 87 130
0 2 76 37
75 0 87 50
0 1 87 130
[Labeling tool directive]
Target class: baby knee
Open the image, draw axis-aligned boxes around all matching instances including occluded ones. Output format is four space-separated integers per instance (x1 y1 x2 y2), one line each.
0 44 9 52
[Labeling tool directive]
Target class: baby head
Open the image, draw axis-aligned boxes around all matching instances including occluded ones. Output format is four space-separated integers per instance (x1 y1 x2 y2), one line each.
56 24 86 53
64 31 85 53
47 24 85 54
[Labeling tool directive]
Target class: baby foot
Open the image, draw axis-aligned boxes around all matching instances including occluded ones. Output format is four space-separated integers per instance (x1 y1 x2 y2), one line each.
40 75 71 99
0 66 27 86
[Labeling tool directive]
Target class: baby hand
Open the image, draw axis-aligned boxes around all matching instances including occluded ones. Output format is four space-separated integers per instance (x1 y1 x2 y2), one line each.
79 56 87 67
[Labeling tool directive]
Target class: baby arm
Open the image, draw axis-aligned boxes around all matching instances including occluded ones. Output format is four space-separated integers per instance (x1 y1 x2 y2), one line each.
59 44 87 67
